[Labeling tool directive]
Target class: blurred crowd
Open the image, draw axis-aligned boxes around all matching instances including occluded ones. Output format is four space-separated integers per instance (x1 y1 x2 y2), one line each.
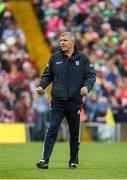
0 0 49 134
32 0 127 123
0 0 127 128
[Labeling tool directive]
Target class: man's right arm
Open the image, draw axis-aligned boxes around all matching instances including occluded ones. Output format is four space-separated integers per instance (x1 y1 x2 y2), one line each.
37 57 54 94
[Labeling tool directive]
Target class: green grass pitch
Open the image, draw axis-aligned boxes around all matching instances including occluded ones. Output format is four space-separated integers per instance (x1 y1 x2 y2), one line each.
0 142 127 179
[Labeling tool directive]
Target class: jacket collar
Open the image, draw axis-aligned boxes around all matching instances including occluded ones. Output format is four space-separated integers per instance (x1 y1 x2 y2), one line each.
60 46 81 61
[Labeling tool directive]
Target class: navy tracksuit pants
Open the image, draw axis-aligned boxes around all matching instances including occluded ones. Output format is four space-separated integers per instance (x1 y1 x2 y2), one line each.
42 100 81 164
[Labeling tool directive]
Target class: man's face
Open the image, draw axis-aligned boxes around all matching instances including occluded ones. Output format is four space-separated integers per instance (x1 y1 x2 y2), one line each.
60 35 73 51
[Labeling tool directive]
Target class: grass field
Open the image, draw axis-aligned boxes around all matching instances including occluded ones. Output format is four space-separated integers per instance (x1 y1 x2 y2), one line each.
0 142 127 179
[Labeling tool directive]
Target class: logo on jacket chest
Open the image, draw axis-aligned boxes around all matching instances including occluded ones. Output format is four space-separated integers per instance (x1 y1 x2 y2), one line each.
76 61 80 65
56 61 63 65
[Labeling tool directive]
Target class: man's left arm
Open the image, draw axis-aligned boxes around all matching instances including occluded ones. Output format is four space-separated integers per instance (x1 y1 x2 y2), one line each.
81 56 96 96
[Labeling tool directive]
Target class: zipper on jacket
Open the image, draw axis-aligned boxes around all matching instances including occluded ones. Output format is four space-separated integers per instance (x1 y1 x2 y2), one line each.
66 58 70 100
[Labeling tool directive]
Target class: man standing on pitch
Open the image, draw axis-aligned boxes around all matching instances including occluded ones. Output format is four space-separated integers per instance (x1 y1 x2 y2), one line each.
36 32 96 169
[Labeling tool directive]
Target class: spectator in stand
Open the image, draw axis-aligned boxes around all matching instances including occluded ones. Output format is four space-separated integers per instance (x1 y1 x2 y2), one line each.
46 10 64 40
0 75 15 122
2 21 26 46
32 92 49 140
14 91 35 123
0 101 14 123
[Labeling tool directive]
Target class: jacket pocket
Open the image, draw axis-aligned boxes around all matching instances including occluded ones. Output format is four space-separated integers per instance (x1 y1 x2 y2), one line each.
51 87 67 99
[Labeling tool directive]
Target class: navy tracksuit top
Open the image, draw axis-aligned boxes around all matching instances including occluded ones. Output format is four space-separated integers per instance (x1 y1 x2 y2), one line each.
38 48 96 103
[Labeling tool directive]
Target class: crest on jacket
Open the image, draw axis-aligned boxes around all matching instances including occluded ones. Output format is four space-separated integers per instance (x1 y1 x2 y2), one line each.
76 61 79 65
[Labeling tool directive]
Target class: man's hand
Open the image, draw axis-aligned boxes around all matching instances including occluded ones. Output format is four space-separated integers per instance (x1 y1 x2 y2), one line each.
36 86 45 95
80 86 89 96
